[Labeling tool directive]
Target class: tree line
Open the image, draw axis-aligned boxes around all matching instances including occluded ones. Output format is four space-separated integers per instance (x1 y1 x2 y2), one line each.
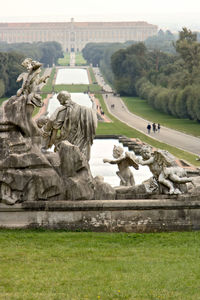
82 28 200 122
0 41 63 97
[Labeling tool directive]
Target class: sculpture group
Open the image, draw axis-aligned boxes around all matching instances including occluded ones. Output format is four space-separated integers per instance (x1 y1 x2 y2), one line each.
0 58 196 205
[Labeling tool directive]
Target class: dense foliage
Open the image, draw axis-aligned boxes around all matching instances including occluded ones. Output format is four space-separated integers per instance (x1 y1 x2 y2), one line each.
83 28 200 122
0 51 25 97
82 42 133 84
134 28 200 121
0 41 63 97
145 29 177 54
0 41 63 67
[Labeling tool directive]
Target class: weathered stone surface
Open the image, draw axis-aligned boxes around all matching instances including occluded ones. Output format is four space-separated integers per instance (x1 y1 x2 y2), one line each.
93 176 116 200
1 198 200 232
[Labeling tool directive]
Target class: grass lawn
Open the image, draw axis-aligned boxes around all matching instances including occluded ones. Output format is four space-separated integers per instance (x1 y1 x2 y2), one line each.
75 52 87 66
95 94 199 166
88 67 97 83
123 97 200 138
41 68 56 94
0 230 200 300
58 53 70 66
55 84 102 93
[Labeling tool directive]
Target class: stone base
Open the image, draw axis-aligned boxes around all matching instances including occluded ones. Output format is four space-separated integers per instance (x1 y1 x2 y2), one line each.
1 197 200 232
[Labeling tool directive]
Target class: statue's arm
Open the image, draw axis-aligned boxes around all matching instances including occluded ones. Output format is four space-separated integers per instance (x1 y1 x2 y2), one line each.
137 157 154 165
103 158 123 164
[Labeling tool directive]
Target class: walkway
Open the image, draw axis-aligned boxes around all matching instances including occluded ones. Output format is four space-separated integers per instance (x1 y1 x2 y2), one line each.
104 94 200 156
70 52 75 67
93 68 200 156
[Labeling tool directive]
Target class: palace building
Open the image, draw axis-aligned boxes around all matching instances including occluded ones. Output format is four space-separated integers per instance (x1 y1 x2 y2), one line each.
0 18 158 52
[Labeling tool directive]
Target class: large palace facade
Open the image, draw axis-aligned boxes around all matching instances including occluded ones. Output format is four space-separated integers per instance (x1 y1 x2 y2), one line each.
0 19 158 52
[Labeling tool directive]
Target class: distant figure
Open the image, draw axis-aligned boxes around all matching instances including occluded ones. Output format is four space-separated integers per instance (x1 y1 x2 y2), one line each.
147 123 151 134
111 104 115 109
152 123 156 133
158 123 161 133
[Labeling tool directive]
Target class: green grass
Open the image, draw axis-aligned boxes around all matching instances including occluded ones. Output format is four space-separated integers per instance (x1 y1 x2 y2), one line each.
0 230 200 300
95 94 199 166
123 97 200 138
55 84 101 93
41 68 56 94
32 94 47 117
88 67 97 83
58 52 70 66
75 52 87 66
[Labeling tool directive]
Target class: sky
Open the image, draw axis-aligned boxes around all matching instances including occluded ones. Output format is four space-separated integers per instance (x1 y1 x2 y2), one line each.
1 0 200 32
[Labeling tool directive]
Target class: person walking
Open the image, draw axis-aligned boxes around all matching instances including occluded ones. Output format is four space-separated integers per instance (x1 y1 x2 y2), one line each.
152 123 156 133
147 123 151 134
157 123 161 133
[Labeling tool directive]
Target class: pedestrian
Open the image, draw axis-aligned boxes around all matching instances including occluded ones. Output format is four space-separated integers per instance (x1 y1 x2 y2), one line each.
147 123 151 134
157 123 161 133
152 123 156 133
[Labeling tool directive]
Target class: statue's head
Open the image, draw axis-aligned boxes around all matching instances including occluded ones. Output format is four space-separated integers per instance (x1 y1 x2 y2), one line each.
141 146 152 160
113 145 124 158
36 115 48 128
22 58 42 71
57 91 71 105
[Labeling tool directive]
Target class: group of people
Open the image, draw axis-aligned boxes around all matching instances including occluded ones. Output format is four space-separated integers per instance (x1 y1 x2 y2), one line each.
147 123 161 134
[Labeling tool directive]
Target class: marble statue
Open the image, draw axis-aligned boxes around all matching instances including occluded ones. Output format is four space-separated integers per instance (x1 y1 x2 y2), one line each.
16 58 49 107
103 145 139 186
137 146 194 194
41 91 97 161
0 59 116 204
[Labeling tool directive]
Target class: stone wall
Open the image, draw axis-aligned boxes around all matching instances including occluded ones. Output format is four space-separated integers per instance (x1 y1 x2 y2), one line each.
1 198 200 232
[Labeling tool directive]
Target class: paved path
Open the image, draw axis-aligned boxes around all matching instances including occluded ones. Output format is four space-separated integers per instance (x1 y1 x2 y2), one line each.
93 67 200 155
104 94 200 155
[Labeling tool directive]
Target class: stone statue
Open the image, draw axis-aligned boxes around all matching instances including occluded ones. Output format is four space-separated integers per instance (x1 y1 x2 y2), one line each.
0 59 116 204
41 91 97 161
103 145 139 186
137 146 194 194
16 58 49 107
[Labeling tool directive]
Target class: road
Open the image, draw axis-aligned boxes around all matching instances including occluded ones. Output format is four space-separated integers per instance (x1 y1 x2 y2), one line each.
93 68 200 156
104 94 200 155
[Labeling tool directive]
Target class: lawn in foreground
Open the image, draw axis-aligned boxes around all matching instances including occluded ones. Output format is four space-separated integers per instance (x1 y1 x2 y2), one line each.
0 230 199 300
123 97 200 138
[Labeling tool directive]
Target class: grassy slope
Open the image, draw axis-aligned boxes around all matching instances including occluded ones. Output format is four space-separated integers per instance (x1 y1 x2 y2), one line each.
55 84 101 93
75 52 87 65
41 68 56 94
58 53 70 66
88 67 97 83
95 94 199 166
123 97 200 137
0 230 200 300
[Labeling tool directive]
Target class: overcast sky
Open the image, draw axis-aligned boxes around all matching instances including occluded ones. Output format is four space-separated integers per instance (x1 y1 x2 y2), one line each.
1 0 200 31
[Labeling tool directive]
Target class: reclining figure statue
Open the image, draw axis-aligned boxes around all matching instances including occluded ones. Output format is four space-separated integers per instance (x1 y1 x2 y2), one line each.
137 146 194 194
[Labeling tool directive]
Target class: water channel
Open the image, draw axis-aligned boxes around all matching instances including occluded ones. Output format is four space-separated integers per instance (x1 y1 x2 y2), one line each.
55 68 89 85
48 68 152 186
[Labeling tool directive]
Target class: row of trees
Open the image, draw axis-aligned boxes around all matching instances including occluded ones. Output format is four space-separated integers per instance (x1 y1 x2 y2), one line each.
0 41 63 67
83 28 200 122
134 28 200 121
82 41 136 84
0 41 63 97
0 51 24 97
